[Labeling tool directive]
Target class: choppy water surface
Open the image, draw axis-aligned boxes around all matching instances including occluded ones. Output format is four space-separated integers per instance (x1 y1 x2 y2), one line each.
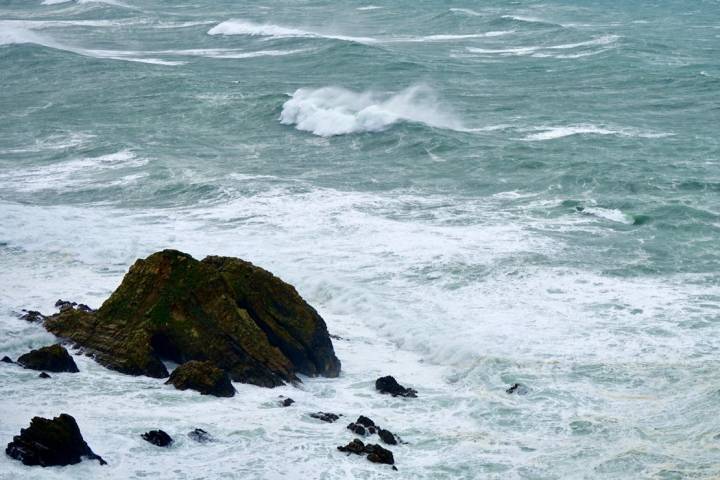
1 1 719 478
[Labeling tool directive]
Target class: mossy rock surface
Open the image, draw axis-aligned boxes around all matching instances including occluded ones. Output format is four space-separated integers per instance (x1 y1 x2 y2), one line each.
17 344 79 373
44 249 340 387
166 360 235 397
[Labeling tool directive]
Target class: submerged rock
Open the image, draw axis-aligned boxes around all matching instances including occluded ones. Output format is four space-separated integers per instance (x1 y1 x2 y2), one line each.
19 310 46 323
347 423 366 436
188 428 213 443
141 430 173 447
38 372 51 379
280 397 295 407
506 383 529 395
17 344 79 373
375 376 417 398
1 356 13 363
5 414 106 466
44 250 340 387
165 360 235 397
310 412 341 423
338 439 395 467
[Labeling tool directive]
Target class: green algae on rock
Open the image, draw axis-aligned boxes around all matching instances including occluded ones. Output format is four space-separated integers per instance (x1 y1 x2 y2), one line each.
44 249 340 387
166 360 235 397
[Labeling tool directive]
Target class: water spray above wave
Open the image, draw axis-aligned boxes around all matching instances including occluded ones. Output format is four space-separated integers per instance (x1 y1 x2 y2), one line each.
279 85 465 137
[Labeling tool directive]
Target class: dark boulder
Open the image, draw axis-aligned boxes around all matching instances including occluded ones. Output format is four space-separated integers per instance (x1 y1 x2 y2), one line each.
17 344 79 373
141 430 172 447
1 356 13 363
310 412 340 423
378 429 398 445
5 414 106 466
38 372 51 379
44 250 340 387
356 416 375 428
375 376 417 398
19 310 46 323
506 383 529 395
347 423 367 436
165 360 235 397
55 300 77 312
280 397 295 407
338 439 395 467
188 428 213 443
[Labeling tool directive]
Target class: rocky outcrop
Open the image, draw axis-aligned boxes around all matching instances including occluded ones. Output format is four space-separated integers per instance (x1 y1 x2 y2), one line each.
310 412 341 423
347 416 399 445
375 376 417 398
17 345 79 373
44 249 340 387
141 430 172 447
19 310 46 323
165 360 235 397
1 356 13 363
338 439 395 467
5 414 106 466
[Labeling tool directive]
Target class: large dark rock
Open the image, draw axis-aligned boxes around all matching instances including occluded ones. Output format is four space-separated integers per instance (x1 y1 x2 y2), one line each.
44 250 340 387
5 414 106 466
1 356 13 363
378 429 398 445
165 360 235 397
141 430 172 447
375 376 417 398
17 344 79 373
338 439 395 467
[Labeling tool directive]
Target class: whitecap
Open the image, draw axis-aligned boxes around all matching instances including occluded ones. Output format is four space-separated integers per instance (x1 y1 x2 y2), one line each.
357 5 383 10
583 207 634 224
450 8 482 16
208 19 378 44
279 85 464 137
522 124 673 141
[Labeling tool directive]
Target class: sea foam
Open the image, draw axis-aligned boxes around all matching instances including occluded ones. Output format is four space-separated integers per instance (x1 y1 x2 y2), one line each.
279 85 464 137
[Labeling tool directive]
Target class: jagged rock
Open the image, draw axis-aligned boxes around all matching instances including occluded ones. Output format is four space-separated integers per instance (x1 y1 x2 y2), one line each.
17 345 79 373
44 250 340 387
141 430 172 447
356 416 375 428
55 300 77 312
76 304 93 312
378 429 398 445
19 310 46 323
38 372 51 379
188 428 213 443
375 376 417 398
5 414 106 466
165 360 235 397
280 397 295 407
506 383 529 395
347 423 367 436
310 412 340 423
337 439 395 467
1 356 13 363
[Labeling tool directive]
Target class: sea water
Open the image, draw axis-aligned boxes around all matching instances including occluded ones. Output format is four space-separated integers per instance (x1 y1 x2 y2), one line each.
1 1 719 478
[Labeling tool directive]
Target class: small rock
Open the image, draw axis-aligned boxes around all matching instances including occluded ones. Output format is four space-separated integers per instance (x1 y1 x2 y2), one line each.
76 304 94 312
55 300 77 312
141 430 173 447
5 413 106 466
365 443 395 465
355 416 375 428
347 423 367 436
19 310 46 323
338 438 366 455
280 397 295 407
38 372 51 379
378 429 398 445
310 412 340 423
506 383 529 395
375 376 417 398
188 428 213 443
17 344 79 373
1 356 13 363
165 360 235 397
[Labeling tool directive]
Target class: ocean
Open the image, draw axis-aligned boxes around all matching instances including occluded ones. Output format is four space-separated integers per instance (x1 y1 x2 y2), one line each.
1 0 719 478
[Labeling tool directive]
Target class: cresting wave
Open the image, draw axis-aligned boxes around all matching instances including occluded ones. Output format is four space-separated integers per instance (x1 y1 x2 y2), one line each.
279 85 464 137
523 124 673 141
465 34 619 57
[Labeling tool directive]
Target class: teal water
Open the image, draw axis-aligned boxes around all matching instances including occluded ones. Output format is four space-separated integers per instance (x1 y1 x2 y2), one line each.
1 1 719 478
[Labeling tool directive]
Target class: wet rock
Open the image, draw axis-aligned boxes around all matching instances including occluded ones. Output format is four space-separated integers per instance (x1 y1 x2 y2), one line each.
506 383 529 395
1 356 13 363
165 360 235 397
44 250 340 387
19 310 46 323
378 429 398 445
17 344 79 373
310 412 340 423
5 413 106 466
337 439 395 467
188 428 213 443
141 430 172 447
55 300 77 312
38 372 51 379
76 304 94 312
280 397 295 407
347 423 367 436
375 376 417 398
355 416 375 428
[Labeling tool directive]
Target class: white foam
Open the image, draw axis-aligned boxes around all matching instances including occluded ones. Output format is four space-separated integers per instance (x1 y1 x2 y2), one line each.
466 35 618 57
523 124 673 141
583 207 634 224
279 85 464 136
450 7 482 16
153 47 310 59
208 19 378 44
357 5 383 10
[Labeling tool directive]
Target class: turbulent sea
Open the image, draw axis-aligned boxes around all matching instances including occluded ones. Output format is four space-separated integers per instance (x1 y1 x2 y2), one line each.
1 0 720 478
